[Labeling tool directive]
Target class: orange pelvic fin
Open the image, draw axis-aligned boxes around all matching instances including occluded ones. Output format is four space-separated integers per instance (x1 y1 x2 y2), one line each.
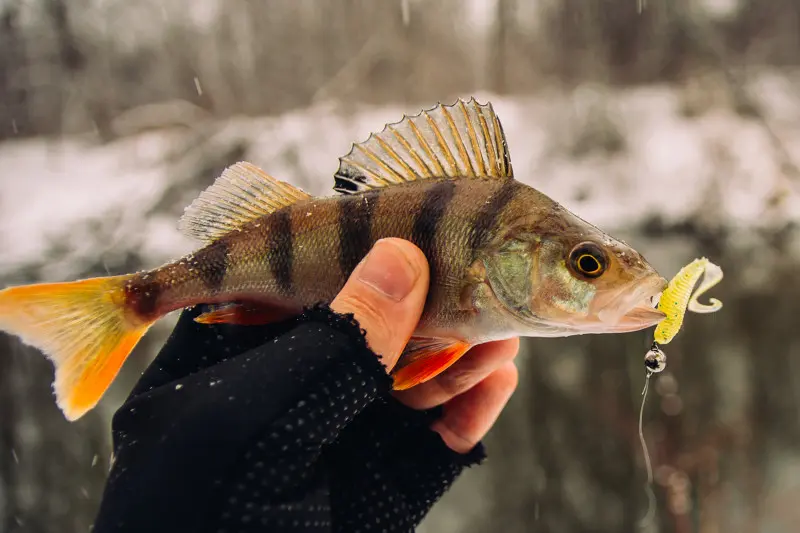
194 302 296 325
391 337 472 390
0 275 155 421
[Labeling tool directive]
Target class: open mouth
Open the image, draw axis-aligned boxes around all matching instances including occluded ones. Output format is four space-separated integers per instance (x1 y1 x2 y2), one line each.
620 301 666 326
617 279 667 330
597 276 667 331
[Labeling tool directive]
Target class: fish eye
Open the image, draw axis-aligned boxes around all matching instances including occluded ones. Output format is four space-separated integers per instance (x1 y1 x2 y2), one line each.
569 242 607 279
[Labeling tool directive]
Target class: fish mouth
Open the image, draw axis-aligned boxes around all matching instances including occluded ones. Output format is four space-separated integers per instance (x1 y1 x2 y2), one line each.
597 276 668 332
616 301 666 330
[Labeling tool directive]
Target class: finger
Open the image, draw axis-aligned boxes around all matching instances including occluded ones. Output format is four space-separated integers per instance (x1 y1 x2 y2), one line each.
331 238 429 371
393 338 520 410
431 361 519 454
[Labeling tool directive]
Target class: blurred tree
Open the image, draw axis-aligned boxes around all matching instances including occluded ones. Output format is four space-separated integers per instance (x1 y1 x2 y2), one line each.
0 1 29 140
491 0 515 94
45 0 85 72
1 0 800 139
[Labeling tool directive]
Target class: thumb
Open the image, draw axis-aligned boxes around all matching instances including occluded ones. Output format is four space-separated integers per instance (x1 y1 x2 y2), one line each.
331 238 429 371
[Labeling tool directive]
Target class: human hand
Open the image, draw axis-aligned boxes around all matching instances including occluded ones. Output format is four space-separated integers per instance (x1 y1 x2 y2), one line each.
331 238 519 453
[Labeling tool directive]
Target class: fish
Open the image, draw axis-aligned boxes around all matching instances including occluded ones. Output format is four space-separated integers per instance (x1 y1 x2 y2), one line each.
0 98 668 421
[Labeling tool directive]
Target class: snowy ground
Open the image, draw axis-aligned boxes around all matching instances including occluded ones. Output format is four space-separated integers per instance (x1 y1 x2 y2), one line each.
1 74 799 281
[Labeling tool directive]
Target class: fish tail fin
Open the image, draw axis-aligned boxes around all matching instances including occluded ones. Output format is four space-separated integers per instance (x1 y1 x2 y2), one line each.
0 275 154 421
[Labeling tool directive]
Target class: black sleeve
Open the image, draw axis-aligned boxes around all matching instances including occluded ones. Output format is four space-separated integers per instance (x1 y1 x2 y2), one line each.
92 304 485 533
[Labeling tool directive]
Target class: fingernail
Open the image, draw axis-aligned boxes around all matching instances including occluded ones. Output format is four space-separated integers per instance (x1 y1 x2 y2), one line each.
357 239 420 301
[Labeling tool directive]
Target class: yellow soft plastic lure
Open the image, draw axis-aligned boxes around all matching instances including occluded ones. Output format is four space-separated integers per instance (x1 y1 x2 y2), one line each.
638 257 724 528
653 257 723 345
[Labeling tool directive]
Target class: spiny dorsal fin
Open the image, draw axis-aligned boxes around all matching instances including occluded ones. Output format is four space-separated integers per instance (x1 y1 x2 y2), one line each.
179 161 311 243
334 97 513 195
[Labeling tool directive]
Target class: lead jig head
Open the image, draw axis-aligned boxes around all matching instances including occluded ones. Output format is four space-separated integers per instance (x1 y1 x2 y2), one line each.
644 342 667 374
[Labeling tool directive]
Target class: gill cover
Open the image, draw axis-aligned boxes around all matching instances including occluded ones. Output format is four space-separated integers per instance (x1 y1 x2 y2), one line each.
483 237 535 317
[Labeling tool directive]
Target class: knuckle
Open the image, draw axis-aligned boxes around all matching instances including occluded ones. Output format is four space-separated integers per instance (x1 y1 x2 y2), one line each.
437 366 479 397
496 362 519 392
505 337 521 360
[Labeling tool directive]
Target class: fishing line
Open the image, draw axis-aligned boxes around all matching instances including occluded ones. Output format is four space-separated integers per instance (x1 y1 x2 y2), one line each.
637 342 666 530
637 370 656 529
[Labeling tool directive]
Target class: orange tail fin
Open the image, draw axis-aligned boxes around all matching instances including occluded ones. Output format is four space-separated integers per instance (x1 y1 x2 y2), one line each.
0 275 155 421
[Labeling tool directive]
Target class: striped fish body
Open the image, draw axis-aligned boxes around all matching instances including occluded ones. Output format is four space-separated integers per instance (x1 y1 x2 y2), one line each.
0 98 667 421
128 177 544 343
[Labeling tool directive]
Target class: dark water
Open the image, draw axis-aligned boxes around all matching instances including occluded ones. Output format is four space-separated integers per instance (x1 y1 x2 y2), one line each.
1 228 799 533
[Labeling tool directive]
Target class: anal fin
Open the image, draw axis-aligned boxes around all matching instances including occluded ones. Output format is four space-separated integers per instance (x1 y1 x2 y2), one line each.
194 302 296 325
391 337 472 390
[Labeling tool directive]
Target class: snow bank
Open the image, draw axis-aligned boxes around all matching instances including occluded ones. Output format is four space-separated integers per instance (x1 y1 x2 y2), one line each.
0 130 193 277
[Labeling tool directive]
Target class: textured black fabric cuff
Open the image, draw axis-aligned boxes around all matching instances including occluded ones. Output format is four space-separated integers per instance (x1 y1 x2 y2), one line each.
297 303 395 384
98 304 394 533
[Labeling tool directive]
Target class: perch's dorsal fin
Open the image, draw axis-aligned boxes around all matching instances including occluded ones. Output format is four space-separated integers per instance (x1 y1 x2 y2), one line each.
178 161 311 243
334 98 513 195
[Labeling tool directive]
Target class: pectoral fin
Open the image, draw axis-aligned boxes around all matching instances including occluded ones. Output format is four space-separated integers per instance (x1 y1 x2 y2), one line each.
391 337 472 390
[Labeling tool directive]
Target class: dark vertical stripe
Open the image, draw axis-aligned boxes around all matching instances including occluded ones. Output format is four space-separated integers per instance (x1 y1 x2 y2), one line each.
267 208 294 294
468 179 521 251
124 276 162 320
412 180 457 299
338 190 378 276
195 238 229 291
